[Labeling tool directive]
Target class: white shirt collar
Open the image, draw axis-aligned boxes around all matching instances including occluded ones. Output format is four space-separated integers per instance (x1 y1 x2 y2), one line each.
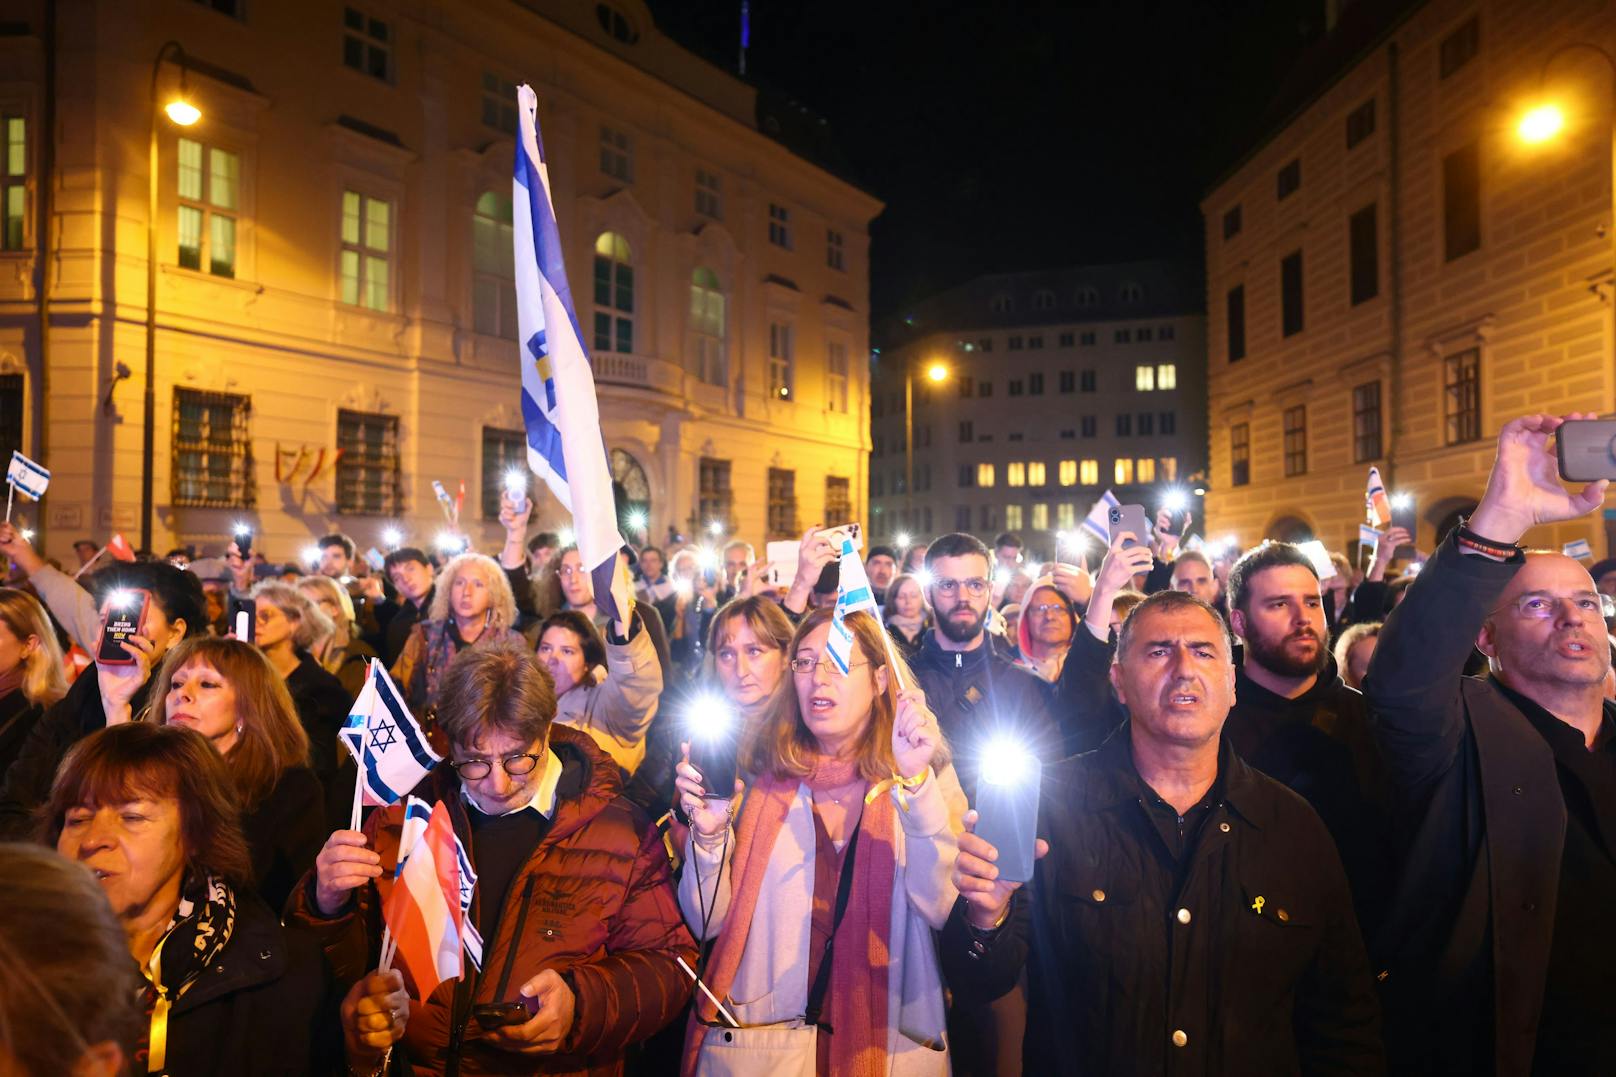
460 747 563 818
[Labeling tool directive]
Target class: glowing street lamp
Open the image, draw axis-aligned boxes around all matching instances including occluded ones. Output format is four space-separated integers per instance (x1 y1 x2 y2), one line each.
164 99 201 126
924 361 950 384
1517 103 1565 144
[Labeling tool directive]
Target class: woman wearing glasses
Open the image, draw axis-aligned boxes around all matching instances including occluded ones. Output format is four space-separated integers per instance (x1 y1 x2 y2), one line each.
291 640 696 1076
674 607 963 1075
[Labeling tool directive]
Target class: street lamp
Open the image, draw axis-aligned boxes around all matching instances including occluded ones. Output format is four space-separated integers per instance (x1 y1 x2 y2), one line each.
904 358 950 535
143 42 200 553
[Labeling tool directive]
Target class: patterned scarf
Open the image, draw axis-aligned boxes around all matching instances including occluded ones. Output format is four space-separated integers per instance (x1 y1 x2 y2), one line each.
133 873 237 1076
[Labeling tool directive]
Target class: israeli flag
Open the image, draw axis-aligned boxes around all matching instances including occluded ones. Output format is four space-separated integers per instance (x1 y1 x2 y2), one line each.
1080 489 1121 545
1564 538 1594 562
512 84 630 625
6 451 49 500
826 537 879 675
341 660 442 806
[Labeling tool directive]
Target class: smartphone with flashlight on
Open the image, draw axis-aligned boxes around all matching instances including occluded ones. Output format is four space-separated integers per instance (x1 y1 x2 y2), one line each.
974 739 1042 884
1390 494 1417 557
97 590 151 665
1108 504 1151 551
232 524 253 558
687 699 740 798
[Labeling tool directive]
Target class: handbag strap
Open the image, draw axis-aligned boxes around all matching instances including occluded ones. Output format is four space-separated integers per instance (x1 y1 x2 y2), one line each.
803 819 862 1030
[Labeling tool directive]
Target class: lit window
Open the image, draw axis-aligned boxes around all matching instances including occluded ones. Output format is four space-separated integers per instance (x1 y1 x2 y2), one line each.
977 463 995 487
340 189 391 310
2 114 25 250
1007 462 1026 487
1027 461 1046 486
1079 460 1099 485
1006 504 1023 530
1031 503 1049 530
1156 364 1177 390
1115 458 1135 484
1056 503 1076 529
1135 365 1155 391
178 138 240 278
1161 457 1178 481
827 341 849 413
1058 460 1077 486
472 192 516 338
592 231 634 353
1137 458 1157 483
689 267 726 384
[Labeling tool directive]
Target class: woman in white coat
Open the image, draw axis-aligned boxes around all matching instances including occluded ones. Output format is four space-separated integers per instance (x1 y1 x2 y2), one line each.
536 607 663 776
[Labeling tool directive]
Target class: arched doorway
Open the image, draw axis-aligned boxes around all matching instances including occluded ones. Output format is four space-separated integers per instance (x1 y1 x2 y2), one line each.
610 448 650 538
1267 515 1315 543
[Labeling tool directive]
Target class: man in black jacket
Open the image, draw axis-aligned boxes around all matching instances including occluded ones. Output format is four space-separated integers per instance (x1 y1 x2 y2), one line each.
943 589 1384 1076
1364 413 1616 1077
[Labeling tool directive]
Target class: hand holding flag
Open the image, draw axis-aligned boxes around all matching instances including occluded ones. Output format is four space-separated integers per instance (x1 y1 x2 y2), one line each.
380 800 468 1000
5 451 49 523
343 660 442 828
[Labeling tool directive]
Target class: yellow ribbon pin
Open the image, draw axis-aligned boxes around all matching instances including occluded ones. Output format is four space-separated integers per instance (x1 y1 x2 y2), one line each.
1251 896 1266 914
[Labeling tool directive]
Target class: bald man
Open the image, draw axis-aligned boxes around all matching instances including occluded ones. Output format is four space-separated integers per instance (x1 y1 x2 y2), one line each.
1365 413 1616 1077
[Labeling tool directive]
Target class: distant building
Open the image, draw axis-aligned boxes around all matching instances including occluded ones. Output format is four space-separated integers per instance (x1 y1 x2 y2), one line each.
869 261 1207 558
1202 0 1616 557
0 0 879 560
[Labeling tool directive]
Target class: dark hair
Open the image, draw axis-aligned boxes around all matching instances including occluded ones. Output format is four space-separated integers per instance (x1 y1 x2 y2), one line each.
1115 589 1235 659
539 609 607 672
866 545 897 562
41 723 255 889
435 640 557 752
993 532 1024 550
317 533 357 560
528 531 560 554
384 546 431 573
1227 542 1319 613
924 532 992 568
638 544 666 565
91 560 206 639
0 844 143 1073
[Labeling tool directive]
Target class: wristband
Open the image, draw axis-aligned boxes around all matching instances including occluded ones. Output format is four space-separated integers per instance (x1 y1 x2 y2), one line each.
1454 518 1521 560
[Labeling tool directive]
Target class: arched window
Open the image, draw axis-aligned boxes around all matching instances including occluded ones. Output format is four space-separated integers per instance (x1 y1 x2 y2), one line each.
1074 286 1100 308
593 231 633 354
689 267 726 385
989 294 1013 314
472 192 516 339
1119 281 1145 304
1032 289 1056 311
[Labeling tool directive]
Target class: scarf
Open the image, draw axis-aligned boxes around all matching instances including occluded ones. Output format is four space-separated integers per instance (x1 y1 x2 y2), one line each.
683 754 897 1077
134 873 237 1076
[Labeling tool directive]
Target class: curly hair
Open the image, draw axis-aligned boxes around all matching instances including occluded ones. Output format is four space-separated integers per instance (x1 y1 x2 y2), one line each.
428 553 518 632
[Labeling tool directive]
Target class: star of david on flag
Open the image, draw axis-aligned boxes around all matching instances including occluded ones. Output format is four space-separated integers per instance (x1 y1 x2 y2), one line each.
342 659 441 810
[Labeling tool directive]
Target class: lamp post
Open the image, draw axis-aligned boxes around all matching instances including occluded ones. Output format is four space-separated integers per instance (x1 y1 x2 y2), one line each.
904 359 950 534
143 41 200 554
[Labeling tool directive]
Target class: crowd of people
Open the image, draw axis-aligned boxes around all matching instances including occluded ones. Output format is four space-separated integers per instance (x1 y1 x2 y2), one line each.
0 412 1612 1075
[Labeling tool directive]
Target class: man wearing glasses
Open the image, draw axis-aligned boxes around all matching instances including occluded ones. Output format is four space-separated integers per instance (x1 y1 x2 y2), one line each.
1364 414 1616 1077
293 640 695 1072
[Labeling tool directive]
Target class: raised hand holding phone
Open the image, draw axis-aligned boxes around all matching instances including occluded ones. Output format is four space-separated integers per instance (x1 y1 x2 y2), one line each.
955 805 1049 931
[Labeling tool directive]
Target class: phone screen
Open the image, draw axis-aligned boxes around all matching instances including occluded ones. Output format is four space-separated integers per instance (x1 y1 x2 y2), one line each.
97 592 150 665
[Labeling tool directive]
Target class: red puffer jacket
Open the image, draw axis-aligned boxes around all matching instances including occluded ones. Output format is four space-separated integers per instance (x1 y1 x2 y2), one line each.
286 723 697 1076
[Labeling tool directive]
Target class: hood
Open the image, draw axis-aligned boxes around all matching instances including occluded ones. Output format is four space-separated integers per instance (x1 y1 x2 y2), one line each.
1015 575 1073 658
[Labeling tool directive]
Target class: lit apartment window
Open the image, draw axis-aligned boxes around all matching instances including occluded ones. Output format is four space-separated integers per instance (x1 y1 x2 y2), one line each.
1137 458 1156 483
768 321 794 399
690 267 726 384
1006 505 1023 530
472 192 516 338
1007 462 1026 487
1445 348 1481 445
827 342 849 413
1057 503 1075 529
1161 457 1178 481
480 427 525 517
1032 503 1049 530
768 203 792 249
336 408 401 515
177 138 239 278
1058 460 1077 486
767 467 797 538
599 125 632 182
826 229 845 271
1079 459 1098 485
340 190 391 311
695 168 722 219
342 7 392 81
481 72 517 135
1027 461 1046 487
977 463 995 487
172 388 254 508
1135 365 1155 391
1114 458 1135 484
2 114 24 250
1156 364 1177 390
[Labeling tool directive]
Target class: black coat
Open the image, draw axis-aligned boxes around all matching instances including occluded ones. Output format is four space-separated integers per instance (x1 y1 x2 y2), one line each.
286 649 351 782
0 687 43 778
941 729 1384 1077
1363 534 1581 1076
243 764 326 915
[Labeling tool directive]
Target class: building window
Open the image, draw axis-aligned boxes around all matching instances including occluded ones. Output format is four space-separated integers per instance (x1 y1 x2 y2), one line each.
1161 457 1178 481
596 3 640 43
1080 459 1099 485
340 190 391 311
1008 379 1024 396
1059 370 1075 393
1116 414 1132 437
0 375 20 464
481 72 518 135
955 505 971 531
958 375 974 398
1353 381 1382 462
1032 289 1056 311
1119 282 1144 303
1059 331 1074 347
826 342 849 413
768 322 793 399
1137 458 1157 483
1008 335 1024 351
1231 423 1250 487
977 463 995 487
336 409 401 515
1439 16 1479 79
1137 328 1153 343
593 232 634 353
1227 285 1246 361
1114 458 1135 484
959 420 973 443
1115 329 1131 344
767 468 797 539
1160 325 1175 341
1057 503 1076 529
978 338 993 352
1349 203 1379 305
1444 141 1481 261
768 203 792 249
1223 204 1242 239
342 7 392 81
826 229 845 271
472 192 516 338
1160 411 1176 435
990 294 1013 314
1080 370 1096 392
825 476 852 525
1135 365 1155 391
1029 372 1044 394
695 169 722 219
1280 251 1304 337
598 125 633 182
690 267 727 384
1074 286 1099 307
1027 461 1046 487
172 388 254 508
1345 98 1376 149
1028 335 1044 350
1007 462 1026 487
1080 415 1097 438
1277 158 1301 200
700 457 733 531
1080 331 1096 346
1445 348 1482 445
177 138 239 278
2 114 25 251
1031 503 1049 531
978 380 993 397
1059 459 1077 486
1138 413 1155 437
1284 405 1308 476
1005 505 1023 530
480 427 525 517
958 465 974 488
1156 363 1177 390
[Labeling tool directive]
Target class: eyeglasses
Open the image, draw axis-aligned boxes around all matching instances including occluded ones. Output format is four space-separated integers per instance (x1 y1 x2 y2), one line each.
448 752 542 780
1490 592 1615 621
1028 602 1068 616
789 655 871 675
558 565 586 578
932 577 990 597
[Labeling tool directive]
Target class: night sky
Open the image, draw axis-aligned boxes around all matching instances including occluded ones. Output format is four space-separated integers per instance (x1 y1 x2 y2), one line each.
648 0 1328 328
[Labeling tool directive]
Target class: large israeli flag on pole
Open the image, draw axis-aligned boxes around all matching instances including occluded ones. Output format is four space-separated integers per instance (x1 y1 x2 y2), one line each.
512 84 630 624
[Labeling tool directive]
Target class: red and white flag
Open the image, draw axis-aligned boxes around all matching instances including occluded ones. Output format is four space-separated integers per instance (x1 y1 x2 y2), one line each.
381 800 467 1000
107 533 136 563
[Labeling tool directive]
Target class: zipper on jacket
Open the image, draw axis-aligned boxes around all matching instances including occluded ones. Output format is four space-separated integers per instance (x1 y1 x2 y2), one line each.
955 653 962 669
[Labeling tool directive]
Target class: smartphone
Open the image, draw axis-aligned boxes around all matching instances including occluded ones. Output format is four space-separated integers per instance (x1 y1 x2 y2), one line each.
97 591 151 665
1108 504 1151 550
471 1001 534 1029
234 598 256 644
364 547 386 572
1390 497 1417 557
974 755 1042 884
234 528 253 558
1162 509 1190 537
764 540 799 588
688 729 739 799
1558 419 1616 482
815 522 863 556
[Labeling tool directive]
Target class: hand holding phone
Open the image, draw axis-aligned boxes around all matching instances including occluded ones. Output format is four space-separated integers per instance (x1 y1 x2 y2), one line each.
973 741 1042 884
98 590 151 665
1108 504 1151 551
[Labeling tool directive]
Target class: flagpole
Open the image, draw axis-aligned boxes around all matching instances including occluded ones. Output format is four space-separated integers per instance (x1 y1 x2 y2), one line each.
72 545 109 581
350 762 365 831
4 482 13 524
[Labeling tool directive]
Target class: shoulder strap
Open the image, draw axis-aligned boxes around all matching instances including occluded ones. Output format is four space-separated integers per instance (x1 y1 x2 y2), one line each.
803 819 862 1029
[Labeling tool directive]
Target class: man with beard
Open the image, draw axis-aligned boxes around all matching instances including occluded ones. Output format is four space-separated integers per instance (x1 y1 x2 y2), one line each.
1364 413 1616 1076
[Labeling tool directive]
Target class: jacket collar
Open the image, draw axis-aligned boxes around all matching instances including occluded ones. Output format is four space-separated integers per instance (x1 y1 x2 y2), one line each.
168 893 287 1015
1234 652 1346 711
917 630 992 670
1081 722 1267 829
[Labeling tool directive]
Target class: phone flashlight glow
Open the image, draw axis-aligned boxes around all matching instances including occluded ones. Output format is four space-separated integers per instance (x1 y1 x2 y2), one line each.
687 693 736 743
981 736 1036 787
106 589 136 611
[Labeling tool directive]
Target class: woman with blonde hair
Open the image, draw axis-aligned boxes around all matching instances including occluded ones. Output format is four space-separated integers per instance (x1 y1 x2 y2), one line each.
297 573 379 696
0 587 67 775
391 551 521 720
675 607 964 1075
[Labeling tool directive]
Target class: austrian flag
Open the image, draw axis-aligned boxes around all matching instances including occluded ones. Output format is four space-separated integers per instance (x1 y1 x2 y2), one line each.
382 799 469 1000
